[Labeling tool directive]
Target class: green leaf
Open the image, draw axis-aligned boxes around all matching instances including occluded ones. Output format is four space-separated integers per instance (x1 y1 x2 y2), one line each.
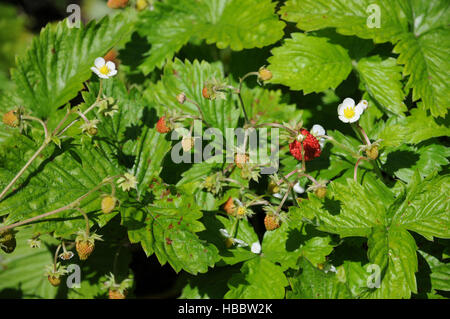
297 179 390 237
0 228 58 299
224 257 288 298
132 127 172 195
287 258 352 299
262 221 334 270
391 173 450 240
279 0 409 43
372 108 450 147
0 136 122 237
394 30 450 117
381 143 450 183
267 33 352 93
199 213 258 266
137 0 285 74
364 226 418 298
356 56 407 115
11 12 134 118
144 59 240 133
122 195 219 275
419 250 450 292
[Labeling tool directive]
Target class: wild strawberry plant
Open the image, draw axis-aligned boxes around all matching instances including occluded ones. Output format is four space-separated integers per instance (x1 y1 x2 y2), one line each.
0 0 449 299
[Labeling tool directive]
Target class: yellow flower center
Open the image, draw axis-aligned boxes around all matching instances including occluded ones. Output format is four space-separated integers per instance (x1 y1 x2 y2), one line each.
237 206 246 216
99 65 110 75
343 107 355 119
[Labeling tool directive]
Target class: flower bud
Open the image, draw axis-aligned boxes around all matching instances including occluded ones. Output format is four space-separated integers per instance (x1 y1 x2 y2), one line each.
176 92 186 104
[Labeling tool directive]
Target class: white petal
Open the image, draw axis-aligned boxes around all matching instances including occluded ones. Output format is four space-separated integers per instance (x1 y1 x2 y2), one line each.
251 242 261 254
91 66 100 74
338 115 350 123
108 69 118 77
94 57 106 69
106 61 116 71
337 103 345 115
98 73 110 79
219 229 230 238
355 102 365 115
293 182 305 194
348 113 361 123
342 97 355 108
273 193 283 199
310 124 325 137
233 239 248 247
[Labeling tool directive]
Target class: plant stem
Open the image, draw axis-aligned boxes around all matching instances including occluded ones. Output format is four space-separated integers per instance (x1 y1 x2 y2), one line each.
236 72 258 124
22 115 49 139
77 208 90 237
0 175 122 233
276 185 292 214
0 141 49 201
354 156 368 182
53 244 62 272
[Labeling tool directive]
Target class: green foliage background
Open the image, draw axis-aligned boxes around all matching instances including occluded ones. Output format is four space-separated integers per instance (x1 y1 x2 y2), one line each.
0 0 448 299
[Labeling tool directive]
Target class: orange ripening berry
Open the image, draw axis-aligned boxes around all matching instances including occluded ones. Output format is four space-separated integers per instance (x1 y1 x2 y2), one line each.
2 110 19 127
234 153 249 169
48 275 61 287
264 214 280 231
107 0 129 9
156 116 171 133
202 86 211 99
223 197 236 216
109 289 126 299
76 240 95 260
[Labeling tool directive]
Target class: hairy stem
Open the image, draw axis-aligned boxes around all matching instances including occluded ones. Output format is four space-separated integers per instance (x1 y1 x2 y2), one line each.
22 115 49 139
354 156 368 182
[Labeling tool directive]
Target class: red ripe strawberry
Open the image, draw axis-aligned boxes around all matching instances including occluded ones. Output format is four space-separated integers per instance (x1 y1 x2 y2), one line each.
264 214 280 231
156 116 171 133
76 240 95 260
289 129 321 161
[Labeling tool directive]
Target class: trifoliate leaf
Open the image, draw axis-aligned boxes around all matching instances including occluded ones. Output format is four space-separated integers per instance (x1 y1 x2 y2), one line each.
11 12 134 119
279 0 409 43
137 0 285 74
122 195 219 275
267 33 352 93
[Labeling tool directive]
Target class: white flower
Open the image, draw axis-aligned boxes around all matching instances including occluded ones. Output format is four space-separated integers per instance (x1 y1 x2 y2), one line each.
91 57 117 79
219 229 248 248
337 98 364 123
117 173 138 192
310 124 326 149
324 265 337 274
251 242 261 254
293 182 305 194
356 99 369 111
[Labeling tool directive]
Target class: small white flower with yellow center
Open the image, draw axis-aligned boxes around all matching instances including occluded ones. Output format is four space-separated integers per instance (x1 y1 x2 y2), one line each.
219 229 248 248
337 98 364 123
117 173 137 192
91 57 118 79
